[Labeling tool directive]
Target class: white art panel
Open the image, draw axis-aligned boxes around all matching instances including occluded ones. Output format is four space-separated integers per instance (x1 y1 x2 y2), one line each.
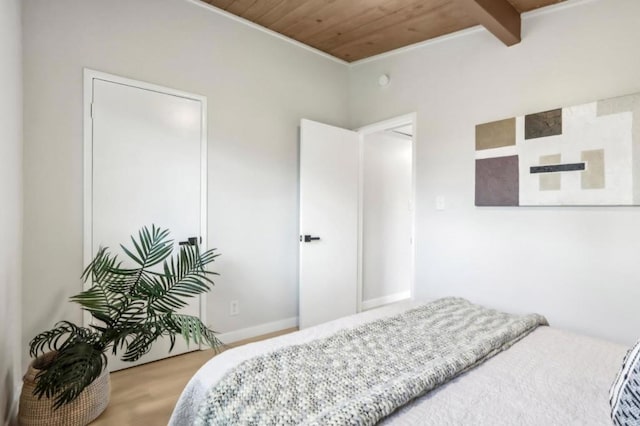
518 103 634 206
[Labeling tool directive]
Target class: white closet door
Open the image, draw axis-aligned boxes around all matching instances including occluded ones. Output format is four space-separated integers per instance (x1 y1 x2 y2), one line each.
299 119 359 329
88 75 206 371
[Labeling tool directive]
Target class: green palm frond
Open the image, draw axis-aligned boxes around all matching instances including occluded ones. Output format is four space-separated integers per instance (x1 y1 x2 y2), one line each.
162 313 223 350
81 247 134 294
102 324 146 356
29 321 96 357
33 342 107 409
120 225 173 268
70 286 113 318
146 245 219 314
119 322 165 362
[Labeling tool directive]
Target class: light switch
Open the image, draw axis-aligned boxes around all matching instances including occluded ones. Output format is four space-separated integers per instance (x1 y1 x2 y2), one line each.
436 196 445 210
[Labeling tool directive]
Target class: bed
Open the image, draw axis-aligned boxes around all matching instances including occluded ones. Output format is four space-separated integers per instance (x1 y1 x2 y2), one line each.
169 298 627 425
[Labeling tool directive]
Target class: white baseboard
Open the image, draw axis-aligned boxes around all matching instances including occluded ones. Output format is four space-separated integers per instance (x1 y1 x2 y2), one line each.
216 317 298 345
361 291 411 311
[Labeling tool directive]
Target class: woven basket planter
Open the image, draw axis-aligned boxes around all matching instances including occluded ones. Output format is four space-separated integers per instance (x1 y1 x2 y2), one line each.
18 352 110 426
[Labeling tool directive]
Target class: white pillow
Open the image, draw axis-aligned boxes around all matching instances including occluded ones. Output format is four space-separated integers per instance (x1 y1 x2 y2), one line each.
610 339 640 425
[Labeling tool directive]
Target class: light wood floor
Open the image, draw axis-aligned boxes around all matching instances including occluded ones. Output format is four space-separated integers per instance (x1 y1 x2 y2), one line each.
92 328 297 425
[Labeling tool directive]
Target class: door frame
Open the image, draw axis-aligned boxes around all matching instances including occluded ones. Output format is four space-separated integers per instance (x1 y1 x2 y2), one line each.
355 113 417 312
82 68 209 332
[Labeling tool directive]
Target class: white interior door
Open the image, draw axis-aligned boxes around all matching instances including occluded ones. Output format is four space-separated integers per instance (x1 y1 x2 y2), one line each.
299 119 359 329
85 71 206 371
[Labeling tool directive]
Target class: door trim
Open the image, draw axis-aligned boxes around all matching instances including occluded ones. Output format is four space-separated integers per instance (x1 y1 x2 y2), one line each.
355 113 417 312
82 68 208 334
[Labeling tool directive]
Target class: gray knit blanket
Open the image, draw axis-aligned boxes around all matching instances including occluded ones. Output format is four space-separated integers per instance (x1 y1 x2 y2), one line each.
195 298 548 425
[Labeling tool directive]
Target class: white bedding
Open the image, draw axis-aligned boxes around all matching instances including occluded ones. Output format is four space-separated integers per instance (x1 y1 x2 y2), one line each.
170 301 626 425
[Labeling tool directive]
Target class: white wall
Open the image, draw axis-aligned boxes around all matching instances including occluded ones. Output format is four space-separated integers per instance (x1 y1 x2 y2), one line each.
0 0 23 423
362 131 412 302
22 0 349 364
349 0 640 345
22 0 640 365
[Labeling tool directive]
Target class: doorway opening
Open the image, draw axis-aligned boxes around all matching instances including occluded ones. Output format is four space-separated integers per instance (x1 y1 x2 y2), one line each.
357 114 416 311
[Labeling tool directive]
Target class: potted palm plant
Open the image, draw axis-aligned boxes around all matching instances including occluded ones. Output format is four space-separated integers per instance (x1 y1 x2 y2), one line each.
19 225 222 425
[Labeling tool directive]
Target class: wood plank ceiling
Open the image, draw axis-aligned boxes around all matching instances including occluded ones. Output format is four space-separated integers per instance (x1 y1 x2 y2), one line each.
201 0 566 62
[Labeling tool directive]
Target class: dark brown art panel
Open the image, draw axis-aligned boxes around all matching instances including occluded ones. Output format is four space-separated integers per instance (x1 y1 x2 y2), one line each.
525 108 562 139
475 155 519 206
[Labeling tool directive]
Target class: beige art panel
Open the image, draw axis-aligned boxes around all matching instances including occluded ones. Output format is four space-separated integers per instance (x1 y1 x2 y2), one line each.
539 154 561 191
475 118 515 150
581 149 605 189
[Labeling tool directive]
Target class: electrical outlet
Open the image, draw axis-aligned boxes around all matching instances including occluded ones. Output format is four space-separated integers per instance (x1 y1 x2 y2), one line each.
229 300 239 316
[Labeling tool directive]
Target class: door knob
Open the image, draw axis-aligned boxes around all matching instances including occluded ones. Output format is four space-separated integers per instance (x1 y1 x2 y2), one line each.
179 237 200 246
300 235 321 243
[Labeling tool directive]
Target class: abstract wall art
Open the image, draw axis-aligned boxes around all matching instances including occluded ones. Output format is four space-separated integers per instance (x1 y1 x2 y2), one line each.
475 92 640 206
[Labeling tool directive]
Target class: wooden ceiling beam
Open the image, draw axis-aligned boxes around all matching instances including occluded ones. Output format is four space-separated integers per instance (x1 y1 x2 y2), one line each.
454 0 521 46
